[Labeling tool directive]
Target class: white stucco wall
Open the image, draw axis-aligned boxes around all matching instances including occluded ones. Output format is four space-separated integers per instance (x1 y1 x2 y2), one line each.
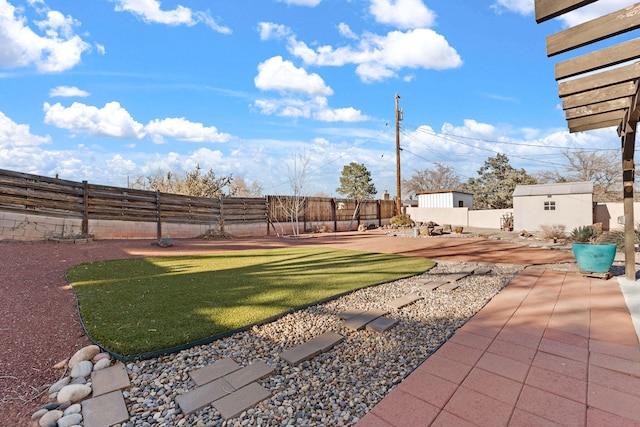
513 193 592 231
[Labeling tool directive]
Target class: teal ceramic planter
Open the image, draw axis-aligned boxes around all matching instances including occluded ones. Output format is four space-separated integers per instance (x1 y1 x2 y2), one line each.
571 243 617 273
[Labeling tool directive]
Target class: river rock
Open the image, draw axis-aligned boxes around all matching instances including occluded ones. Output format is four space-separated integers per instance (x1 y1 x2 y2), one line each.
63 403 82 415
31 408 48 420
53 358 69 370
93 352 111 362
70 360 93 378
57 413 83 427
38 409 62 427
49 376 70 393
93 357 111 370
57 384 91 403
68 345 100 368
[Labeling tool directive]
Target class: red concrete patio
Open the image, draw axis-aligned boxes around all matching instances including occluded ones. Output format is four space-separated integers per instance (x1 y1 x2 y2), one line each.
356 268 640 426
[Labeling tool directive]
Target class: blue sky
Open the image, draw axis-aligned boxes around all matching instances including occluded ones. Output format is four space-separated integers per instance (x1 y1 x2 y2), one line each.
0 0 636 197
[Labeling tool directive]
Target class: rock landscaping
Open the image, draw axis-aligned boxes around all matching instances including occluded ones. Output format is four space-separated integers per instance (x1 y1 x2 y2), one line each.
30 261 520 426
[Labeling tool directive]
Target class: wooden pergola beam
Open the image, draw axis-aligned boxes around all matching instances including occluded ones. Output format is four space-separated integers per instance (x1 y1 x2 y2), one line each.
555 38 640 80
565 98 630 120
547 3 640 57
535 0 597 24
558 62 640 97
569 119 621 133
567 110 625 132
562 81 637 109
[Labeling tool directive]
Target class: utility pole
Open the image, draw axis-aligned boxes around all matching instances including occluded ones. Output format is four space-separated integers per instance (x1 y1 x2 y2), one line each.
395 93 402 215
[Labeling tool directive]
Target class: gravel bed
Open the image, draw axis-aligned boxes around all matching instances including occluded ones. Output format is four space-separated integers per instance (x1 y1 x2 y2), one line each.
119 261 521 427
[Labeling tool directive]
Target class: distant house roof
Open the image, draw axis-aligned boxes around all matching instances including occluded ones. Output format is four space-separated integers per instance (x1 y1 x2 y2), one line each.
512 181 593 197
416 189 473 196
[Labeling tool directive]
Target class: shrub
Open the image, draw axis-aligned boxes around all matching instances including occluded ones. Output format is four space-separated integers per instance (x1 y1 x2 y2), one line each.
540 224 566 241
390 214 414 227
569 225 599 243
598 224 640 252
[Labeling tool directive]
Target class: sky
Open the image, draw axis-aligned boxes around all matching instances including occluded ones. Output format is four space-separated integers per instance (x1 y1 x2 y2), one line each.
0 0 637 198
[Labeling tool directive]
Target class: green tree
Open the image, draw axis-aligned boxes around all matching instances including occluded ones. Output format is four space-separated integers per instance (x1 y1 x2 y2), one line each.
336 162 377 199
463 154 536 209
402 162 462 197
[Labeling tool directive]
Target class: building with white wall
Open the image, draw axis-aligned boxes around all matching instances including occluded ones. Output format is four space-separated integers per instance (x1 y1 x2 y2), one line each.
512 181 593 231
416 190 474 209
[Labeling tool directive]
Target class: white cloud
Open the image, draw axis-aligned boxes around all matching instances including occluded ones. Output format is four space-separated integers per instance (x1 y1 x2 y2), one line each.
338 23 357 39
369 0 436 29
254 56 333 96
288 28 462 82
276 0 322 6
253 96 369 122
43 101 146 139
560 0 638 26
0 111 51 147
145 117 232 144
49 86 90 97
43 101 233 143
314 107 369 122
258 22 292 41
0 0 91 72
493 0 638 27
491 0 532 16
111 0 231 33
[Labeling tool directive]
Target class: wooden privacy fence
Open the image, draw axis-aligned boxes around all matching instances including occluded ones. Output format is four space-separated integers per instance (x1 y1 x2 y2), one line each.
0 169 395 239
267 196 396 232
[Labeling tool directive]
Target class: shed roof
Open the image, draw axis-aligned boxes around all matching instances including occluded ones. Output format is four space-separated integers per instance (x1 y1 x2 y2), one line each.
416 189 473 196
512 181 593 197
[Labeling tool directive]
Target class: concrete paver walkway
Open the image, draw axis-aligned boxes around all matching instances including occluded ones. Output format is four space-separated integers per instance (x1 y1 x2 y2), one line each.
357 268 640 426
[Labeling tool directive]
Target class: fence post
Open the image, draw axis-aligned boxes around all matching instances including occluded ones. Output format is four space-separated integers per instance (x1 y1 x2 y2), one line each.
156 191 161 240
82 181 88 235
331 198 337 232
377 199 382 227
220 197 225 233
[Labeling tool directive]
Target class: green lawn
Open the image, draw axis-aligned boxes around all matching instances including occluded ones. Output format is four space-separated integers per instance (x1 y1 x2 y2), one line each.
68 247 434 356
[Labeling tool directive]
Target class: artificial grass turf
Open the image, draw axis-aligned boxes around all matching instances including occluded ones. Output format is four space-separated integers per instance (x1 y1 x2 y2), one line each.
67 247 434 356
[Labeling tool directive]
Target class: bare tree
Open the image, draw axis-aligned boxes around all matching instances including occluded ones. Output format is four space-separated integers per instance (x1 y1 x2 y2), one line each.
129 165 233 197
536 150 621 202
272 150 310 236
229 176 263 197
402 162 462 197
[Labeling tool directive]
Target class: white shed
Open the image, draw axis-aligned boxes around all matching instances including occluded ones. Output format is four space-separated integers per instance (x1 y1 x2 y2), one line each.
416 190 474 209
512 181 593 231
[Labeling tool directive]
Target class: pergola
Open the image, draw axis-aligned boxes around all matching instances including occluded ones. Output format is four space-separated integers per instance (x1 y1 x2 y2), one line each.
535 0 640 281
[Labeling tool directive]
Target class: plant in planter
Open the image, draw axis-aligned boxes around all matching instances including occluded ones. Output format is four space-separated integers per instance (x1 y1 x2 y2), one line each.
569 225 616 273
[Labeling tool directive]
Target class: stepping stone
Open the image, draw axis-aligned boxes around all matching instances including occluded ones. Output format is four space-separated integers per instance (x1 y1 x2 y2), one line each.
445 273 470 282
419 279 450 291
338 309 365 320
213 382 271 420
91 363 130 397
224 361 274 389
413 277 434 285
474 267 492 275
176 377 235 415
438 281 462 291
387 294 422 309
342 308 387 331
190 358 241 386
458 266 477 274
82 390 129 427
280 332 344 366
366 316 399 332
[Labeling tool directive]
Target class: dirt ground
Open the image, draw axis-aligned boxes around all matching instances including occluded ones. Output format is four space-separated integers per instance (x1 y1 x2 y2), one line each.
0 228 575 424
